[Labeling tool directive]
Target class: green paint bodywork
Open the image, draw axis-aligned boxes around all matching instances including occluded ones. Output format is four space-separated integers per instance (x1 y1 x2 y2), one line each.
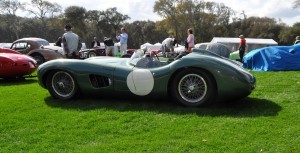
37 49 256 101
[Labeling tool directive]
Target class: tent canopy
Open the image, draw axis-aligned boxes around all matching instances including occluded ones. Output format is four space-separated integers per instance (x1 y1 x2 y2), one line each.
211 37 278 52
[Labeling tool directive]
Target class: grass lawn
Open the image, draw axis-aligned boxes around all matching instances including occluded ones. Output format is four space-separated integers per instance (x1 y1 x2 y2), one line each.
0 71 299 152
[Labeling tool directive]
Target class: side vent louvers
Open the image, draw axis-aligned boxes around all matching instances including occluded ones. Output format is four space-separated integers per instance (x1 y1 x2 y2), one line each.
90 74 111 88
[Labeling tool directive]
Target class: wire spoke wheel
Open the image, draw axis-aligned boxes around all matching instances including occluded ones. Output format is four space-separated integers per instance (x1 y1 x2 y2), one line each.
178 74 207 103
51 71 75 98
171 69 216 107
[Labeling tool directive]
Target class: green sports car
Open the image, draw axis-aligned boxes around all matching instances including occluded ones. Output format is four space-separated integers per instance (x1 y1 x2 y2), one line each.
37 49 256 107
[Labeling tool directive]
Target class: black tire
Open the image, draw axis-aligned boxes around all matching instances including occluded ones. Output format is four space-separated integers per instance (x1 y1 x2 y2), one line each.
31 53 45 65
87 51 97 58
171 69 216 107
46 71 79 100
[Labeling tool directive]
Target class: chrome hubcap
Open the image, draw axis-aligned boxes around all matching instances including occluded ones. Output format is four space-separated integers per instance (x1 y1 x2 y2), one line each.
178 74 207 103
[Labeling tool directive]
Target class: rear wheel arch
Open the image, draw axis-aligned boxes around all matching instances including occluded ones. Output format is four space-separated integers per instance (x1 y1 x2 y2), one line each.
29 52 45 65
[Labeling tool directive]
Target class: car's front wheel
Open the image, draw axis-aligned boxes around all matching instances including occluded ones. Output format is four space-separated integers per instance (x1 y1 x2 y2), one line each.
171 69 216 107
46 71 79 100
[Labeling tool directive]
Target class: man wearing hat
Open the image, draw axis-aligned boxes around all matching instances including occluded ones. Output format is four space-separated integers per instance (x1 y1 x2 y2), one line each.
62 24 82 58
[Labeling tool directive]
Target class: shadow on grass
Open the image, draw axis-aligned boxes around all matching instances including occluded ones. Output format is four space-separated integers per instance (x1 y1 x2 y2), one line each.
0 78 37 86
44 96 281 118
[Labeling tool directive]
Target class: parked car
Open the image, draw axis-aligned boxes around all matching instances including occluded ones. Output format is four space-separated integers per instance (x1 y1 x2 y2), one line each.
79 47 106 59
10 37 64 65
37 48 256 107
0 48 37 78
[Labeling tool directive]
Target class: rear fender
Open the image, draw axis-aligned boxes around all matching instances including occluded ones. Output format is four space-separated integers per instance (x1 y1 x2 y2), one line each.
28 49 64 61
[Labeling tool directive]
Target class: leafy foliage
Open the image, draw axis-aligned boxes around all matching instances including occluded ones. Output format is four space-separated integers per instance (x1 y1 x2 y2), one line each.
0 0 299 48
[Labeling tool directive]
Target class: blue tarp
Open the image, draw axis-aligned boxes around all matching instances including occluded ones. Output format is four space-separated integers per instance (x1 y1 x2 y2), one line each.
243 44 300 71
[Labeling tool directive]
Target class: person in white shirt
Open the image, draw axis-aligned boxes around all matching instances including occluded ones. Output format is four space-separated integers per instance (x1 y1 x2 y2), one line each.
187 28 195 52
161 36 175 57
116 27 128 56
62 24 81 58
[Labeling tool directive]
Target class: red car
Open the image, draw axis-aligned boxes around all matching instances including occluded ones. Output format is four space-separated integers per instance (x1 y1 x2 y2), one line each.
0 48 37 78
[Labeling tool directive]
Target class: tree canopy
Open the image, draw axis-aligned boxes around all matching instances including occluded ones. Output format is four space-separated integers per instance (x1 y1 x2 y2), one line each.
0 0 299 48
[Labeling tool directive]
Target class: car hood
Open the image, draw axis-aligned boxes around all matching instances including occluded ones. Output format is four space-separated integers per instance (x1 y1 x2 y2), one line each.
0 52 37 63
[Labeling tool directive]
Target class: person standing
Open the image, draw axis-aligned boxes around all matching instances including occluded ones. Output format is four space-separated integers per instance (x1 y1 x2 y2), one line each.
116 27 128 56
104 37 115 56
54 37 62 47
238 34 247 61
161 36 175 57
91 37 100 48
62 24 82 59
294 36 300 45
187 28 195 52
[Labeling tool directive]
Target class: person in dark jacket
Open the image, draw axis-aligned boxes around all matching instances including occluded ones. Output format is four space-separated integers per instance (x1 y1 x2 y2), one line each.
91 37 100 48
104 37 114 56
54 37 62 47
238 34 247 61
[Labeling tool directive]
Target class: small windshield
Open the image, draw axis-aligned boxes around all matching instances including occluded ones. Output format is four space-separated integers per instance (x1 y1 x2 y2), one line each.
128 49 145 66
128 49 167 68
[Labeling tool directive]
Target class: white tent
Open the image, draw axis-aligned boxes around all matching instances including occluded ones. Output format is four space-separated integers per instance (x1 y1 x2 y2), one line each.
210 37 278 52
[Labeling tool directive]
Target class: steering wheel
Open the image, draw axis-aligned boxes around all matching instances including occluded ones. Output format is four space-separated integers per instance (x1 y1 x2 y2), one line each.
150 51 160 61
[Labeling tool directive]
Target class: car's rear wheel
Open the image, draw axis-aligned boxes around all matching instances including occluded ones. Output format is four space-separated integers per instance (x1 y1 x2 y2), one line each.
46 71 79 100
31 53 45 65
171 69 216 107
88 51 97 58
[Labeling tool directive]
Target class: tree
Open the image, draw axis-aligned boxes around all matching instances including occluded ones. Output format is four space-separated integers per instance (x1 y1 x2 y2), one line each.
64 6 87 40
0 0 24 40
84 7 130 45
154 0 179 41
293 0 300 8
125 20 166 48
24 0 62 38
98 7 130 37
85 10 103 43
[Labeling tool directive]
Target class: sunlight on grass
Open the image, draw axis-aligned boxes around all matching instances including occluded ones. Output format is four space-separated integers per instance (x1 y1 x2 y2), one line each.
0 71 299 152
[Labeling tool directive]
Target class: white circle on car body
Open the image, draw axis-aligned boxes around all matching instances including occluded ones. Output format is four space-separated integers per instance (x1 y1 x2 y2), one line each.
127 69 154 96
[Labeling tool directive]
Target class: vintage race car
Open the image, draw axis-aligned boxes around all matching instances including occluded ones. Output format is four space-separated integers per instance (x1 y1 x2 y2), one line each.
79 47 106 59
10 37 64 65
37 49 256 107
0 48 38 78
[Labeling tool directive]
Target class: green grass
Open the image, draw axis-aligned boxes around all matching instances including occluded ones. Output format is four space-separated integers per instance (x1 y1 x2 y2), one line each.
0 71 299 152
